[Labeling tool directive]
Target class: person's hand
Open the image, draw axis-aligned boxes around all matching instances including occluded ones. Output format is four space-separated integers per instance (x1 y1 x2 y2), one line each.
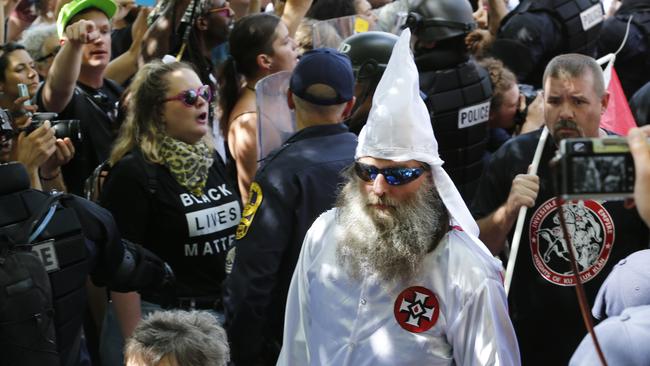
15 120 56 173
519 92 545 135
64 19 101 46
114 0 137 22
627 126 650 227
505 171 540 218
40 137 75 178
11 95 38 128
131 6 152 46
472 0 488 29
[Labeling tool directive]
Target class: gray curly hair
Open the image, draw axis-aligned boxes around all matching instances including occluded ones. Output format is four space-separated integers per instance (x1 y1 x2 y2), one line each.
19 23 58 61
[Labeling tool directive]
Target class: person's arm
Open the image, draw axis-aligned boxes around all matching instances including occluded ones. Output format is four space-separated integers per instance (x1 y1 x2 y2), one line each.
487 0 509 35
477 172 539 254
100 157 152 338
628 126 650 227
105 7 151 84
226 180 293 363
276 219 318 366
110 290 141 339
39 137 75 192
280 0 312 37
228 112 258 203
141 0 190 62
42 19 99 113
449 277 521 365
14 122 57 190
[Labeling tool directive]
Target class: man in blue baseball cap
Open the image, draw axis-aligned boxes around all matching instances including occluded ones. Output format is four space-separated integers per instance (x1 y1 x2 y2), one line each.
224 47 357 366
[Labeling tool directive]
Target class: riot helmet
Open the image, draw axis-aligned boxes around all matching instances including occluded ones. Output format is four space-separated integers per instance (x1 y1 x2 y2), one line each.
405 0 476 43
339 31 399 84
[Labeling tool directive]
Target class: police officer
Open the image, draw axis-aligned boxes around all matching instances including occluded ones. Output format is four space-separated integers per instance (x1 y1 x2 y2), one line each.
490 0 605 88
597 0 650 99
224 48 357 365
0 162 170 366
339 31 398 135
405 0 492 203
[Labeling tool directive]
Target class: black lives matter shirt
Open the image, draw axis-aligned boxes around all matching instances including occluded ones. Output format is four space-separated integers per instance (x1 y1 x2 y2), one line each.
101 150 241 297
472 128 650 366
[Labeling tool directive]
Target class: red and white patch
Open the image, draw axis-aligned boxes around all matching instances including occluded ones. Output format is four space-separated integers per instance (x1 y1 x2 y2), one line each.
393 286 440 333
529 198 614 286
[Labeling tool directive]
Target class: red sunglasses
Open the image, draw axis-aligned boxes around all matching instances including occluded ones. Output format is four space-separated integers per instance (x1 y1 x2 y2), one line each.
164 85 212 107
206 5 234 18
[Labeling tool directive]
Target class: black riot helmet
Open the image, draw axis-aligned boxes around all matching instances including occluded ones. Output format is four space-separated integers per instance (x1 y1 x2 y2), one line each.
338 31 399 84
405 0 476 43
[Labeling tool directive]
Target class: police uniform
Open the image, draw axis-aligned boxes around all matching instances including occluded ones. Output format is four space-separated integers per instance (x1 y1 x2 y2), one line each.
597 0 650 99
491 0 604 87
224 123 357 365
417 57 492 204
471 129 650 365
0 163 169 366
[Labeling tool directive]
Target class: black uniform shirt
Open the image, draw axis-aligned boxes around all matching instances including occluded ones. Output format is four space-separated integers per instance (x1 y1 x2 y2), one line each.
224 123 357 365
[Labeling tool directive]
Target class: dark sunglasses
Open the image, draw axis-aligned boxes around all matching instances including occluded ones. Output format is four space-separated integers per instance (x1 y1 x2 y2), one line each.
163 85 212 107
354 162 428 186
35 46 61 63
206 5 234 17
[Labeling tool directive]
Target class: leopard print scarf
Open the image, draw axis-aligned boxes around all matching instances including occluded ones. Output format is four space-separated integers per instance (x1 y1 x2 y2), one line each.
159 135 214 196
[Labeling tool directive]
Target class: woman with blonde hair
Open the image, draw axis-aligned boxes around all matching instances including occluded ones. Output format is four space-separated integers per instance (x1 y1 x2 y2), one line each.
99 61 241 363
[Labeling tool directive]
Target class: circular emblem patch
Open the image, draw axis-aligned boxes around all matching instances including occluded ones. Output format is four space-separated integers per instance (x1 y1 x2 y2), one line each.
529 199 614 286
393 286 440 333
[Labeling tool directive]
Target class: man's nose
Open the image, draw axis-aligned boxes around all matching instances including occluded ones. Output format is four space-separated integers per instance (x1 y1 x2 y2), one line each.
558 101 574 119
372 174 390 197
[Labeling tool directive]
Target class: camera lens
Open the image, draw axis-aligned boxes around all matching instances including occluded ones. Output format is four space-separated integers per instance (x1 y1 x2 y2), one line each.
51 120 82 142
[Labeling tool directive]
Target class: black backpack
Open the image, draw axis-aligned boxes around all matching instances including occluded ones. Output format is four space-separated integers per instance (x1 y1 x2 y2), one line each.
84 149 158 203
0 192 66 366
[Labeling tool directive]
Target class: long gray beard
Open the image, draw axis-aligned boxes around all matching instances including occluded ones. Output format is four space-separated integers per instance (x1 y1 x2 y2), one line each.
335 177 449 283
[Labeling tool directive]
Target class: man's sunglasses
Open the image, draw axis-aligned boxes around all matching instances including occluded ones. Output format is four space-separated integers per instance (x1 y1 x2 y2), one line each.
35 46 61 63
163 85 212 107
354 162 429 186
206 5 234 18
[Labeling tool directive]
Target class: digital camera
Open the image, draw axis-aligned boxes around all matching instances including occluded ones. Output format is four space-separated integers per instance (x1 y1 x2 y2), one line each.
23 113 82 143
513 84 540 127
554 137 635 200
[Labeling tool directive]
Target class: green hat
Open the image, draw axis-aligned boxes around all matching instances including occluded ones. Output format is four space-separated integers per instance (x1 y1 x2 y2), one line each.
57 0 117 38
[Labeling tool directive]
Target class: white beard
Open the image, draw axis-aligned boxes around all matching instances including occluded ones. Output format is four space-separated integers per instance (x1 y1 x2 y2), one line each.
335 176 449 283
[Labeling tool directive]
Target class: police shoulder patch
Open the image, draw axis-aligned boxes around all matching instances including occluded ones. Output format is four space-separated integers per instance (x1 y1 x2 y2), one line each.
235 182 263 240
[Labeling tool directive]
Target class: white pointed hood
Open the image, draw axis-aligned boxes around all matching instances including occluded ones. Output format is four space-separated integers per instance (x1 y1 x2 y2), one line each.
356 29 491 256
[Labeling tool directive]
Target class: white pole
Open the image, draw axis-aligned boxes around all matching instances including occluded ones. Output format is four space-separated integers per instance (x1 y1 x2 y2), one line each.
504 126 549 295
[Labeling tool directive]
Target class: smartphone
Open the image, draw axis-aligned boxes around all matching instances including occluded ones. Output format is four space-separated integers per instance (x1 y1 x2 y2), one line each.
17 83 31 106
32 112 58 121
555 137 635 200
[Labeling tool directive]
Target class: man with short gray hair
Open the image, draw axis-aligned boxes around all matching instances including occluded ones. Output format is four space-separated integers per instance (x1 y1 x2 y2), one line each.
124 310 230 366
472 53 650 365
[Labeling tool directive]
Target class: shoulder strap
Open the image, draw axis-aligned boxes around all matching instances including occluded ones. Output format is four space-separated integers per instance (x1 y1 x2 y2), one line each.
132 149 158 195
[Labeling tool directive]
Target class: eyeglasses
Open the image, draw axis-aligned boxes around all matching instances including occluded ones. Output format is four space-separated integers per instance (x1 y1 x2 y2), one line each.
354 162 428 186
163 85 212 107
206 5 234 18
35 46 61 63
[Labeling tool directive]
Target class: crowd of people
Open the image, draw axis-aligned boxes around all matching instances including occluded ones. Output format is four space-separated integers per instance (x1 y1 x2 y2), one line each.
1 0 650 364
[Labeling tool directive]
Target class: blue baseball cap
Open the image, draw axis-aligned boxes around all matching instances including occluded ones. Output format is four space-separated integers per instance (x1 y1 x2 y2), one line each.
290 48 354 106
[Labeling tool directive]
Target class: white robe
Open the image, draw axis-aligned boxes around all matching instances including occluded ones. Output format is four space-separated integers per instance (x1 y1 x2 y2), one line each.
278 209 521 366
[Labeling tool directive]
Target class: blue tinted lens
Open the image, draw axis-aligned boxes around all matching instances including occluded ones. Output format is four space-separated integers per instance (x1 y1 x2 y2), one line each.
354 162 423 186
